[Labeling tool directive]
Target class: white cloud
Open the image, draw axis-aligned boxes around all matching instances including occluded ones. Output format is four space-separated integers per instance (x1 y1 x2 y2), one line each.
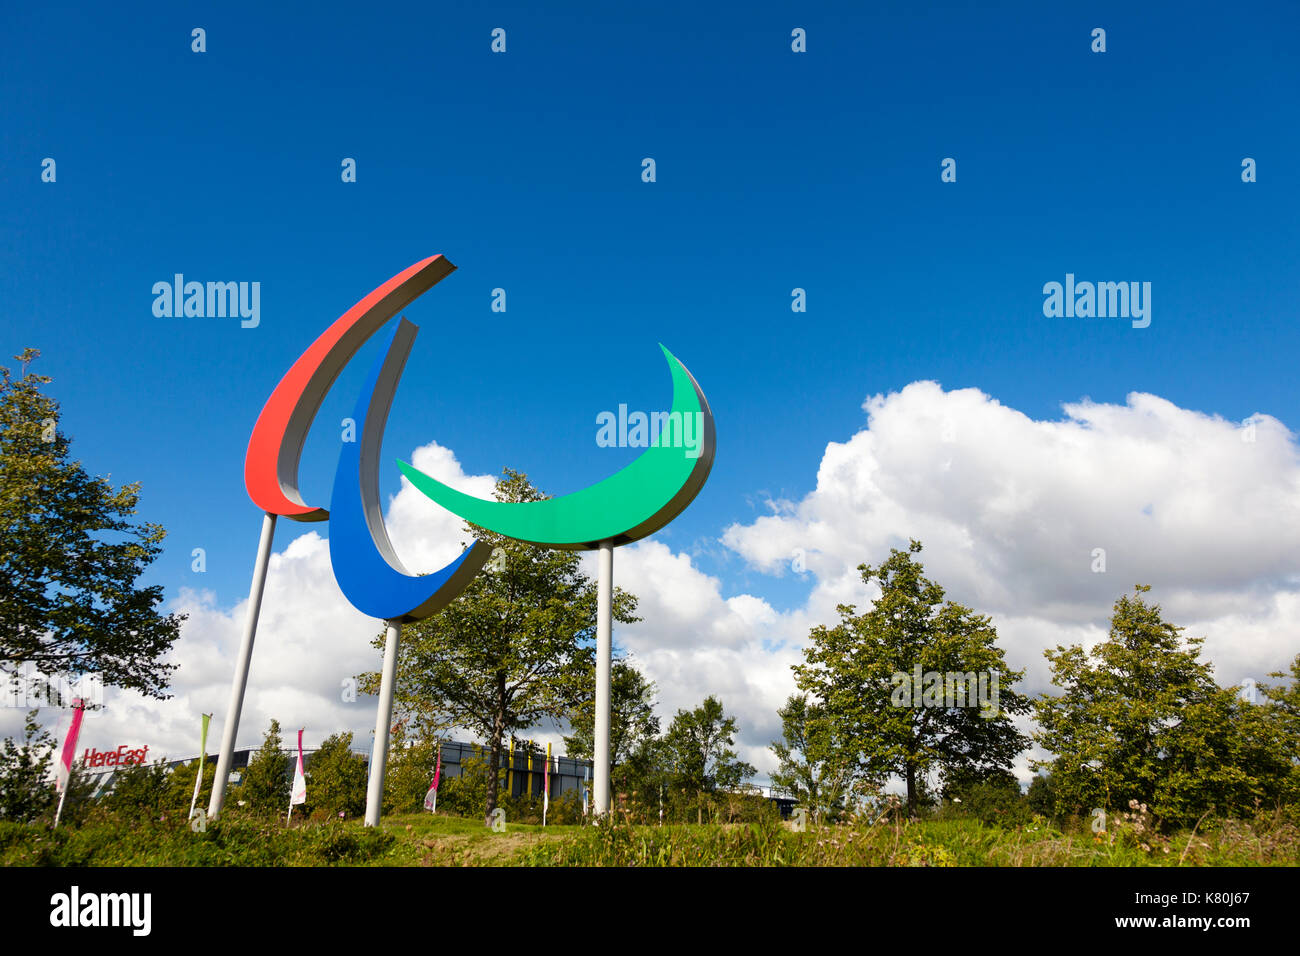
720 382 1300 782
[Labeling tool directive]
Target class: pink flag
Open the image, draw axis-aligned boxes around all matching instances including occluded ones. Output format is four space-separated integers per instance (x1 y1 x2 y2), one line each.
55 699 85 794
423 744 442 811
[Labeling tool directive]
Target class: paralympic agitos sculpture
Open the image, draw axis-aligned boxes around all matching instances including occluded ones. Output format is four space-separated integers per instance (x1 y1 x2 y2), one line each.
208 254 715 825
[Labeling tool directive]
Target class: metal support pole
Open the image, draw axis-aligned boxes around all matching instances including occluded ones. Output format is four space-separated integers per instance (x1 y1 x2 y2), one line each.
209 512 277 820
365 619 401 827
593 540 613 818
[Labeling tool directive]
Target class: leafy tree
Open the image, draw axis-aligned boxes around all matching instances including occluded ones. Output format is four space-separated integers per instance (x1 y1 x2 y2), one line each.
1262 653 1300 742
1026 773 1057 819
770 693 856 821
361 470 638 823
237 718 290 814
611 735 672 807
383 724 440 815
1033 586 1292 828
563 658 660 778
0 710 58 822
302 732 368 820
1152 687 1291 827
661 695 756 798
0 709 101 825
795 541 1031 815
1261 654 1300 802
0 349 184 699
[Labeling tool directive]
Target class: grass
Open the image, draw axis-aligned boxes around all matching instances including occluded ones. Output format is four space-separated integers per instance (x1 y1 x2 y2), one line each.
3 810 1296 867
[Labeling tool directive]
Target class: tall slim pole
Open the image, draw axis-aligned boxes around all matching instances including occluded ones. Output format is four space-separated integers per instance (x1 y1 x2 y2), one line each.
593 540 613 818
365 619 401 827
209 512 277 820
52 787 68 829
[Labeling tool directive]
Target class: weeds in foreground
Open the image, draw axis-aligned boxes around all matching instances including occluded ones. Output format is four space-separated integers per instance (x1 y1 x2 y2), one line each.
3 806 1296 867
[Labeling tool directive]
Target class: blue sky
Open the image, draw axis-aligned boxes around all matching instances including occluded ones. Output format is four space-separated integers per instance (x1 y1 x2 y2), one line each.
3 1 1299 769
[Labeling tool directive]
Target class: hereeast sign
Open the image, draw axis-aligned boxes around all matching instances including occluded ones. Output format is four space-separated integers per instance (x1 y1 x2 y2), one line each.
81 745 149 768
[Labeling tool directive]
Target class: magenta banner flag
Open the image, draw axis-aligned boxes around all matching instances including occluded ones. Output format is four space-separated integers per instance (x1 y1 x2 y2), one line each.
55 699 85 794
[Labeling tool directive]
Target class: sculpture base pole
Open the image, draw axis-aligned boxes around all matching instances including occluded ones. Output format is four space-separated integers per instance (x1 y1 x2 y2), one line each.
365 619 401 827
209 512 277 820
593 540 613 818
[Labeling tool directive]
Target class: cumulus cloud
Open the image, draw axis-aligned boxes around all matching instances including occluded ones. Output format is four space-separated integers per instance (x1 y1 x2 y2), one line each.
721 382 1300 765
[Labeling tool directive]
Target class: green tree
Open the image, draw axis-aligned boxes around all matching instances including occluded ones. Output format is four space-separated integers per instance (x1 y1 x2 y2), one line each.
563 659 660 779
303 732 368 820
383 724 440 815
661 695 756 798
0 710 97 825
1026 773 1057 819
0 710 58 822
770 693 856 822
1033 586 1292 828
1261 654 1300 806
0 349 183 699
237 719 290 814
794 541 1031 815
611 735 673 808
362 470 638 824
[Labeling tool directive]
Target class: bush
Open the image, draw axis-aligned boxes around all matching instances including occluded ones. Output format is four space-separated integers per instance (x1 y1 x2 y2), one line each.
100 760 173 821
433 750 501 820
303 733 368 820
941 772 1032 828
0 813 398 866
165 758 217 818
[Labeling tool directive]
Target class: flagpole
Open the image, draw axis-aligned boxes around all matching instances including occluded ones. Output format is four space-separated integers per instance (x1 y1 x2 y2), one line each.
365 619 401 827
210 512 277 820
593 539 613 818
53 786 68 829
